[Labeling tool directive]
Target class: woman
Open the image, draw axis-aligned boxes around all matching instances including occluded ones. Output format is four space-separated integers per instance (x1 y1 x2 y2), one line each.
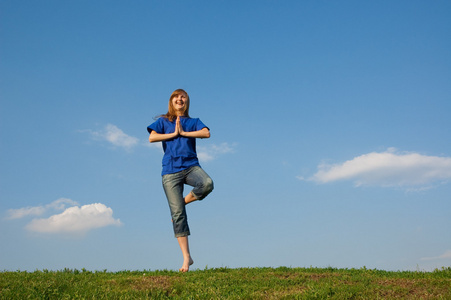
147 89 214 272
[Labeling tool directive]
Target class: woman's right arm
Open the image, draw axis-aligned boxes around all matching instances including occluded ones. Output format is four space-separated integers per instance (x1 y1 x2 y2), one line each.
148 130 178 143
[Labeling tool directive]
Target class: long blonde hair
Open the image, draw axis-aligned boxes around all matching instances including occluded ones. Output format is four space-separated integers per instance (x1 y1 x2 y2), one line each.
159 89 190 122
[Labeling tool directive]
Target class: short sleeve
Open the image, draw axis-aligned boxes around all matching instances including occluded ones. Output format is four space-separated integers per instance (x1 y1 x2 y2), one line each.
196 118 209 131
147 118 163 134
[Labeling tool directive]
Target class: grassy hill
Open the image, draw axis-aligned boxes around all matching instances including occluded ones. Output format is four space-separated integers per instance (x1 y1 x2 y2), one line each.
1 266 450 299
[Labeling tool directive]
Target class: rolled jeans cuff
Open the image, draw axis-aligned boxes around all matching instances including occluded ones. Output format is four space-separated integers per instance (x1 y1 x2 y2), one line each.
174 231 190 238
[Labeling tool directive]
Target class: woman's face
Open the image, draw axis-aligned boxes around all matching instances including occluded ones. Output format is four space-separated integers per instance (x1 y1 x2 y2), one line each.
171 93 188 114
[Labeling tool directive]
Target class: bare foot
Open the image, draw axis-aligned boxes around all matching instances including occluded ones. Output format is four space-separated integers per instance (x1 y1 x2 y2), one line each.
179 256 194 272
184 193 197 205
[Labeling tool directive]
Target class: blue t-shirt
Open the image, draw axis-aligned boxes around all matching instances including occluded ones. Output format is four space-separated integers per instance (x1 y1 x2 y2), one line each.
147 117 208 175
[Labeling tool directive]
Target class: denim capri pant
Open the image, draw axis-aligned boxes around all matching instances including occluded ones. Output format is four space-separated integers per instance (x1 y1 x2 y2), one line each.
162 166 214 237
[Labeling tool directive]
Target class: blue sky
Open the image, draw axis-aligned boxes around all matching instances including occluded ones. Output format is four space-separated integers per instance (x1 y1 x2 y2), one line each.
1 0 450 272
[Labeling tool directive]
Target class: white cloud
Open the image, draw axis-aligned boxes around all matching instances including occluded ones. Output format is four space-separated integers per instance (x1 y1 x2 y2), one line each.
306 148 451 189
421 250 451 261
6 206 46 220
83 124 235 160
197 142 236 162
26 203 122 234
46 198 79 210
6 198 78 220
88 124 139 151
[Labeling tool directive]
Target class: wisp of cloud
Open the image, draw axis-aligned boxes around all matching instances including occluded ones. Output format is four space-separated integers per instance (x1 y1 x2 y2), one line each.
307 148 451 189
87 124 139 151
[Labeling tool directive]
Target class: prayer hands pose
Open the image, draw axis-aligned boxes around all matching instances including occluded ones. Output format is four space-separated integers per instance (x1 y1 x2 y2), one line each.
175 116 185 136
148 116 209 143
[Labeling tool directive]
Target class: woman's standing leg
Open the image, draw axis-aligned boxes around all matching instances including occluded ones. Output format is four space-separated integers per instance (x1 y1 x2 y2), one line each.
178 166 213 271
162 171 193 271
177 236 194 272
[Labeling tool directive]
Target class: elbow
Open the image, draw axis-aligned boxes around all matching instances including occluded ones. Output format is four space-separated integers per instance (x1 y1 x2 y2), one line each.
203 128 210 139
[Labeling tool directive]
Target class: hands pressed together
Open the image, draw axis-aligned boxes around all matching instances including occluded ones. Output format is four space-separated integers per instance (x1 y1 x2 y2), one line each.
174 116 185 136
149 116 210 143
173 116 210 139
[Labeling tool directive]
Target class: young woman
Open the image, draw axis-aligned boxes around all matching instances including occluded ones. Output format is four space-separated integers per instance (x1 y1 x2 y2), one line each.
147 89 214 272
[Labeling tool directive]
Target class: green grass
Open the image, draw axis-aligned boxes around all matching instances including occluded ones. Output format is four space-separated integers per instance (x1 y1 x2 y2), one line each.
1 266 450 299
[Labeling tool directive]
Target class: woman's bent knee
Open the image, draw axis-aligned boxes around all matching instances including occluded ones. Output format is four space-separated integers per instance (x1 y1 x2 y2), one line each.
193 178 214 200
200 178 214 199
205 178 214 194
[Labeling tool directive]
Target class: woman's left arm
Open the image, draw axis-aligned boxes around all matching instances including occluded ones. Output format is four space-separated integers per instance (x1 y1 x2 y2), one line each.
181 127 210 139
177 116 210 139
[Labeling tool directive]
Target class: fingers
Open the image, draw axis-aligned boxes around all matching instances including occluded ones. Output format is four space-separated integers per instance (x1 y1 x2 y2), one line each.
176 116 184 134
175 116 181 134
